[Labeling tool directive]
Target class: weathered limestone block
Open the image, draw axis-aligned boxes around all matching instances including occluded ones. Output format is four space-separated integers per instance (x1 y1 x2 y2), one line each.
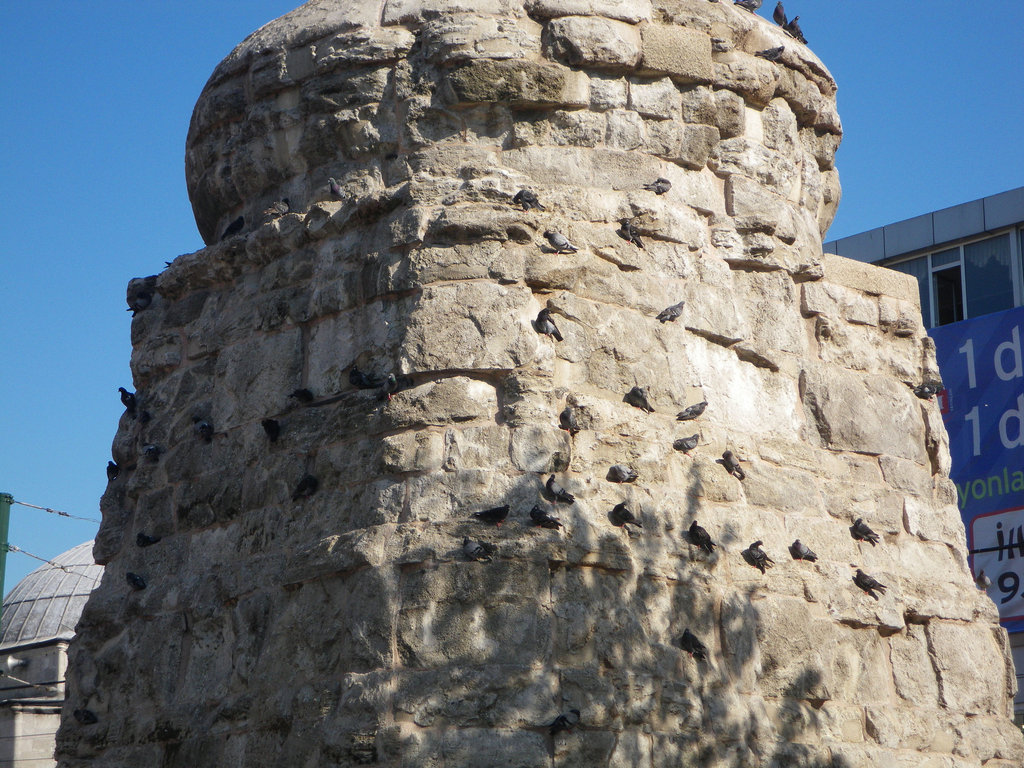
546 15 641 70
525 0 652 23
638 23 712 82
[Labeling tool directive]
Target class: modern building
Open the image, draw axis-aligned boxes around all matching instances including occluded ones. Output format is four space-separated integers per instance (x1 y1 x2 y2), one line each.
0 542 103 767
825 186 1024 724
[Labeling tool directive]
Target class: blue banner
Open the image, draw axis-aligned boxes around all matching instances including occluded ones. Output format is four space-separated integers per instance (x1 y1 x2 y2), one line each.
931 306 1024 633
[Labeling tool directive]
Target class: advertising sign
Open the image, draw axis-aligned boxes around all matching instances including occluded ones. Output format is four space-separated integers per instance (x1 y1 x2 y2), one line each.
931 306 1024 633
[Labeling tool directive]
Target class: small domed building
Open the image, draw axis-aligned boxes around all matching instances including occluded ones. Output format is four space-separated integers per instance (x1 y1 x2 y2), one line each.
0 543 102 767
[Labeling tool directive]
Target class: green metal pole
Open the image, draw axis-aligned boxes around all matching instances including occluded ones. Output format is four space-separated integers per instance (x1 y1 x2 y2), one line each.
0 493 11 624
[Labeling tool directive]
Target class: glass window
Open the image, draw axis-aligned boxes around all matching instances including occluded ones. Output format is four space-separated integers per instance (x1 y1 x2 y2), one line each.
964 234 1012 318
931 247 960 267
888 256 930 326
933 265 964 326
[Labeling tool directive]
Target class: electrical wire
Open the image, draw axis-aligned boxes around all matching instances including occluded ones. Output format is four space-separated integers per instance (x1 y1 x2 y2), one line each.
11 500 100 524
6 544 98 580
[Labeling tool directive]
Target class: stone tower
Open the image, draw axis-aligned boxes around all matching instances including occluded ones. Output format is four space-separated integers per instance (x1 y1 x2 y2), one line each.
58 1 1021 766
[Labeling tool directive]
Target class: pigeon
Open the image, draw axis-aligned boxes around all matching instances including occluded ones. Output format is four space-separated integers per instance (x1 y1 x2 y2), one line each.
976 569 992 590
559 404 582 435
734 0 761 10
783 16 806 43
73 709 98 725
656 301 685 323
143 444 162 462
625 386 655 413
473 505 510 526
126 572 147 591
673 434 699 452
194 419 214 443
127 290 152 316
546 475 575 504
544 230 579 254
263 198 290 218
350 367 384 390
913 381 943 399
742 540 774 574
376 373 399 401
119 387 137 413
512 189 544 211
773 1 787 25
261 418 281 442
547 709 581 735
292 474 319 501
608 464 639 483
619 219 645 249
679 628 708 661
688 521 715 553
850 518 880 546
721 450 745 480
610 502 642 531
755 46 784 61
535 308 563 341
106 461 119 482
676 401 707 421
328 177 344 199
643 178 672 195
463 537 496 561
221 215 245 241
852 567 887 600
789 539 818 562
136 532 161 548
289 388 315 403
530 505 563 529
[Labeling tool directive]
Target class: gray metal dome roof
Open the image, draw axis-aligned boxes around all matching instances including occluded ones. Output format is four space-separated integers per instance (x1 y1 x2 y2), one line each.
0 541 103 649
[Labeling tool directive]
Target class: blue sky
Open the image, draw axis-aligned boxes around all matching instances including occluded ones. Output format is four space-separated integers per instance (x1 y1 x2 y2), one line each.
1 1 1021 590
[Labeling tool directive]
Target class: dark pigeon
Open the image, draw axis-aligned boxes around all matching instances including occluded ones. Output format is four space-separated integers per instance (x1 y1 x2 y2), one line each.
106 461 119 482
720 450 745 480
559 404 582 435
376 373 399 401
676 401 707 421
530 505 563 529
473 505 510 526
289 388 315 404
126 572 146 591
261 418 281 442
194 419 214 443
850 518 880 546
350 367 384 390
73 709 98 725
742 540 774 574
263 198 290 218
221 215 245 241
853 567 887 600
544 230 579 254
119 387 137 413
328 177 344 199
656 301 685 323
624 386 655 413
913 381 943 399
143 444 162 463
619 219 645 249
734 0 761 10
512 189 544 211
610 502 642 531
535 308 563 341
463 537 496 562
673 434 699 452
789 539 818 562
783 15 806 43
688 521 715 553
643 178 672 195
755 46 785 61
292 474 319 501
976 569 992 590
136 532 161 548
546 475 575 504
547 709 581 735
679 628 708 661
608 464 639 483
127 290 152 316
773 1 787 25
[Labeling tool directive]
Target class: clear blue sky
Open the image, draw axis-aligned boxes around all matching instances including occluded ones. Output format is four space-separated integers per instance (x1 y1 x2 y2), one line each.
1 1 1021 590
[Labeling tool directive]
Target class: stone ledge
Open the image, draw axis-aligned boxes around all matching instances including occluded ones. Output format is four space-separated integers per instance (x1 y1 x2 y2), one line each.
820 253 919 305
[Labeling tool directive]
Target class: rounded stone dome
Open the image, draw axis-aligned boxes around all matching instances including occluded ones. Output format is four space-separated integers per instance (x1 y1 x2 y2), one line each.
0 541 103 649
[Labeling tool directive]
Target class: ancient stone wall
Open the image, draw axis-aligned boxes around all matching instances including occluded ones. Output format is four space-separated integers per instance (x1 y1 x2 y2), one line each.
58 1 1021 766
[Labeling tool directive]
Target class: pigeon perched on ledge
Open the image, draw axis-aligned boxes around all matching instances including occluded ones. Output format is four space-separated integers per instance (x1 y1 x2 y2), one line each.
625 386 655 413
852 567 887 600
608 464 638 483
619 219 645 249
676 401 707 421
547 709 580 735
119 387 137 414
720 450 745 480
292 474 319 501
136 532 161 548
463 537 496 562
546 475 575 504
656 301 685 323
742 541 774 573
530 505 563 529
263 198 290 218
773 1 787 25
193 419 214 443
673 434 699 452
789 539 818 562
328 177 344 199
126 572 147 591
73 709 98 725
289 388 315 404
473 505 510 526
559 404 582 435
755 46 784 61
127 290 152 316
261 419 281 442
643 178 671 195
850 518 880 546
512 189 544 211
610 502 642 531
783 15 806 43
735 0 761 10
534 308 563 341
679 628 708 661
913 381 943 399
544 230 579 254
106 461 119 482
688 521 715 553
